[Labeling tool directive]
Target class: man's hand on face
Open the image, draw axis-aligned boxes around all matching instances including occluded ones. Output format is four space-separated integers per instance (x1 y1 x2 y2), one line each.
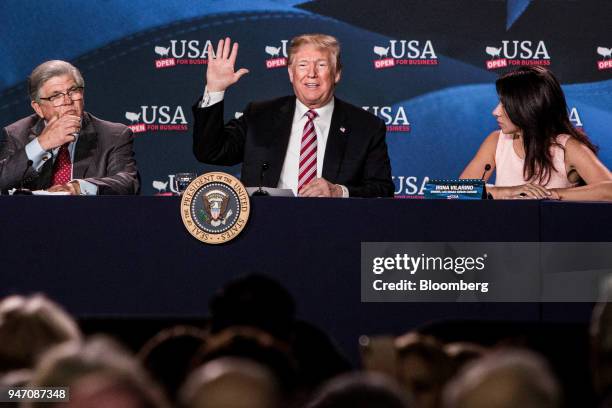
47 181 81 195
37 113 81 151
206 37 250 92
298 177 343 197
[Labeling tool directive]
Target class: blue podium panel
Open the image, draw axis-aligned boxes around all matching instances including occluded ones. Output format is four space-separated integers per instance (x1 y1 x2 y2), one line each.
6 196 607 357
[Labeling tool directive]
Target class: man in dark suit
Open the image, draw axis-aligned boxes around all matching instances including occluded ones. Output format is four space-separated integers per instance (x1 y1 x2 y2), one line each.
0 60 139 195
192 34 393 198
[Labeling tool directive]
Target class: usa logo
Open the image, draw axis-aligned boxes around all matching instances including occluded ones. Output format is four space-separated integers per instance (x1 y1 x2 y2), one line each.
393 175 430 199
372 40 438 70
362 106 411 132
264 40 289 69
124 106 188 133
596 46 612 70
484 41 551 70
153 40 213 69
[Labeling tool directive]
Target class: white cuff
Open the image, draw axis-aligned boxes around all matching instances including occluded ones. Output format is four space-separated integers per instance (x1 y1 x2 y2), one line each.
199 86 225 108
25 138 52 171
339 184 349 198
75 179 98 195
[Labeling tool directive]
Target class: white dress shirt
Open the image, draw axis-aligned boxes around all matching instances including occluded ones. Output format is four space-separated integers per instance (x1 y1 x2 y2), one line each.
200 89 348 197
277 98 334 195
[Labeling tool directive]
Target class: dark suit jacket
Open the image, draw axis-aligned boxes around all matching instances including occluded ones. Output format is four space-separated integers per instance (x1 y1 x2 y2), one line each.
192 96 394 198
0 112 139 194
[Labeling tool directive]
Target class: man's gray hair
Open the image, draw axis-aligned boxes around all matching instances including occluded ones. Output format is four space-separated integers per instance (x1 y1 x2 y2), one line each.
28 60 84 102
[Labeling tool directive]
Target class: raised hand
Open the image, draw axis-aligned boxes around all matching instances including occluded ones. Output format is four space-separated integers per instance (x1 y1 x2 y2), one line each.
206 37 249 92
37 113 81 151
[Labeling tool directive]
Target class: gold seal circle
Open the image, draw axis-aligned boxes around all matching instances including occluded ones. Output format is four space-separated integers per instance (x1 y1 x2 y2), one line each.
180 172 250 244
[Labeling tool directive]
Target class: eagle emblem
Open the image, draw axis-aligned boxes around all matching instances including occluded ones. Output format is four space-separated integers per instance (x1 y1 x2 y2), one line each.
203 189 233 227
181 172 250 244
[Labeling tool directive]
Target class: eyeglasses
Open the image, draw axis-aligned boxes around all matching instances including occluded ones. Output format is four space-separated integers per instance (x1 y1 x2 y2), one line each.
38 86 84 107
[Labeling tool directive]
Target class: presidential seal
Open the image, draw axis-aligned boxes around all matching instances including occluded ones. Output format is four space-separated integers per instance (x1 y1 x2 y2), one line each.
180 172 250 244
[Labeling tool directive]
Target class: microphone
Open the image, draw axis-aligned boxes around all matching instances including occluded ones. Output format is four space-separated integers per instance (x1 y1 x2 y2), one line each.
13 160 34 195
480 163 493 200
252 162 270 196
480 164 491 180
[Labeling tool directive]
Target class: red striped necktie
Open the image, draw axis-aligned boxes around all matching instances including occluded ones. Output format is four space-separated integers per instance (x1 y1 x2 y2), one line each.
51 143 72 186
298 109 318 192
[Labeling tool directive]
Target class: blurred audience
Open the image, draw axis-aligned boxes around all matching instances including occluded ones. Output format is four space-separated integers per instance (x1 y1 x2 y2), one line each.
395 332 454 408
0 274 607 408
0 294 80 374
65 373 163 408
360 335 397 377
306 372 412 408
591 275 612 407
26 335 169 408
443 348 561 408
208 274 296 342
137 325 207 402
444 342 487 376
180 357 280 408
193 325 299 400
208 274 351 391
0 369 32 407
293 320 352 389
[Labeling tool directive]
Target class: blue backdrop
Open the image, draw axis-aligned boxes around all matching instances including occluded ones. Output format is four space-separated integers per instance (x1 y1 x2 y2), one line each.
1 0 610 195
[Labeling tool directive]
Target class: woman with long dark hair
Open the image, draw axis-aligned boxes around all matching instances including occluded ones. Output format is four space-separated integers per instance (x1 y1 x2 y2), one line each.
461 66 612 200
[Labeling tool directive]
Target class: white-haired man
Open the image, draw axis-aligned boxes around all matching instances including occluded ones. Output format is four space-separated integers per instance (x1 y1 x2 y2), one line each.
0 60 139 195
192 34 393 198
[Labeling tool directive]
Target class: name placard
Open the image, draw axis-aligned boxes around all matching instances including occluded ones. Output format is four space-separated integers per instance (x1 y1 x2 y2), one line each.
424 179 485 200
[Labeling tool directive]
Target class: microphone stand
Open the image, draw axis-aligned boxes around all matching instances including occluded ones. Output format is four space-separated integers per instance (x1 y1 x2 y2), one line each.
13 160 34 195
252 162 270 196
481 163 492 200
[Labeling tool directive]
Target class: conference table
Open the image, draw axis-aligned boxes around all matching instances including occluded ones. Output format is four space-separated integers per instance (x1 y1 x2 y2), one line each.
1 196 609 358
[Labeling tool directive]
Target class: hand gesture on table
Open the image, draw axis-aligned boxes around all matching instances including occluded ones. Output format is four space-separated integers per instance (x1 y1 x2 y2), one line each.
299 178 343 198
47 181 81 195
489 183 560 200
